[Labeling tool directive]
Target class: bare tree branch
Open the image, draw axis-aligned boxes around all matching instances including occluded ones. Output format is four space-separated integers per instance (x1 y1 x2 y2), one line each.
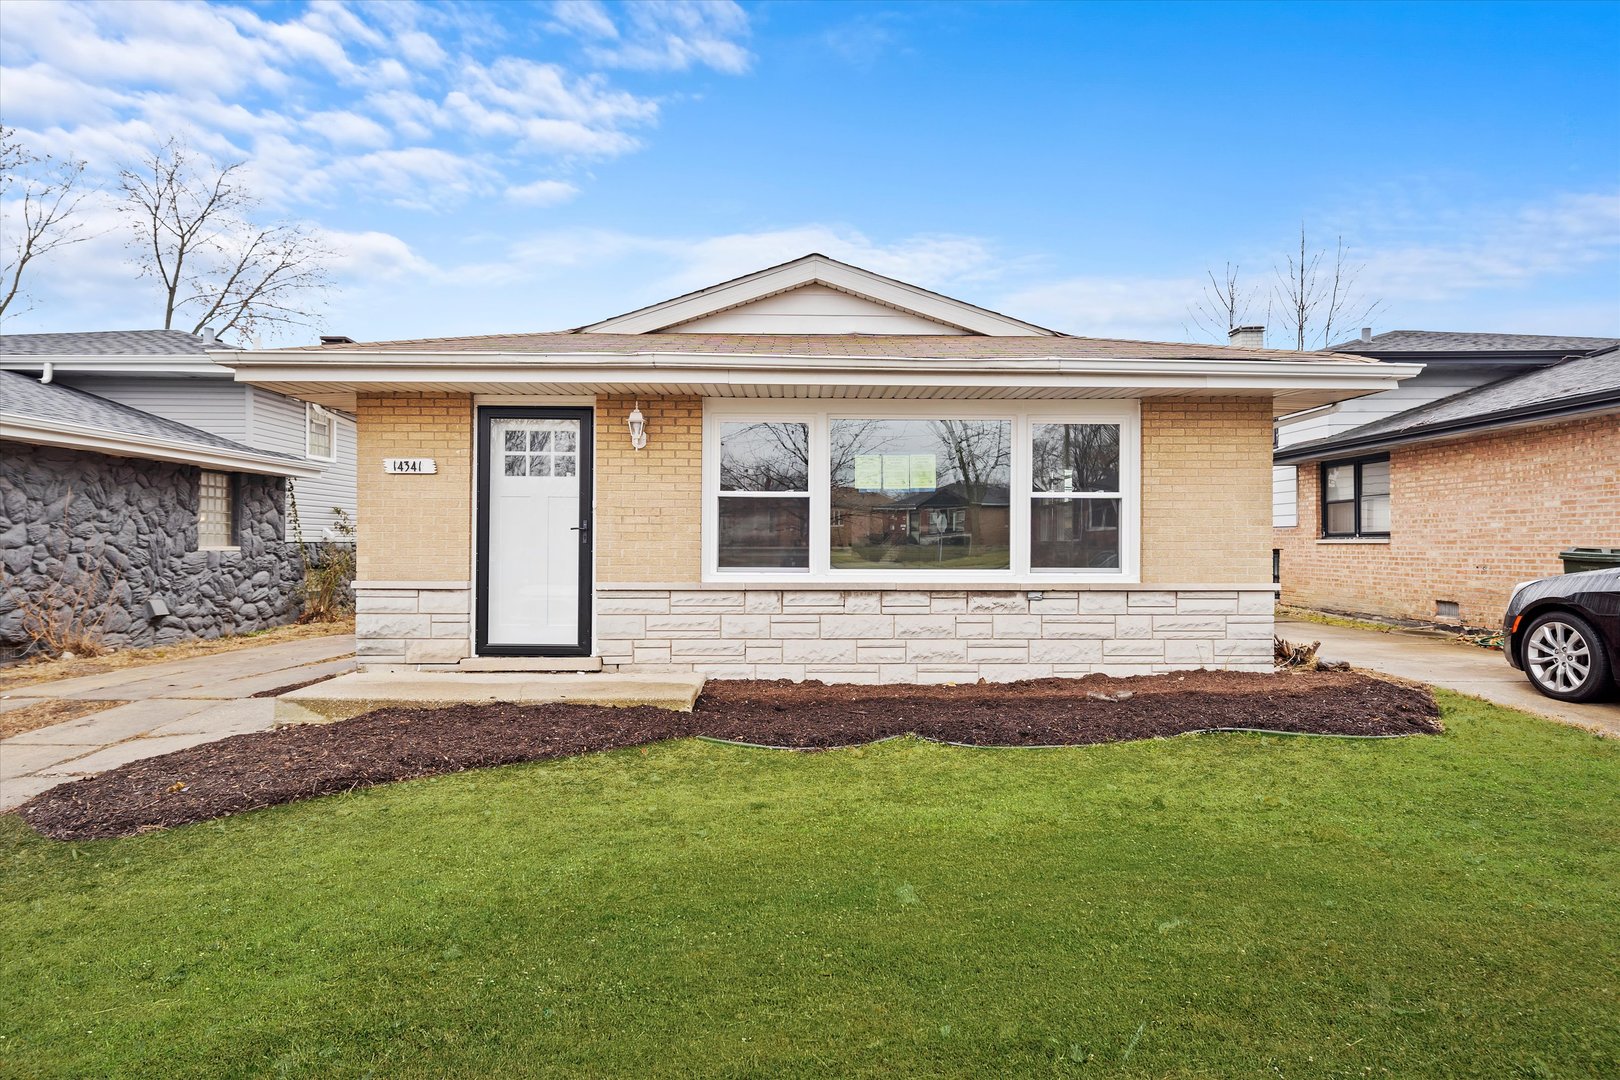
0 127 91 320
1272 224 1382 350
119 140 331 339
1186 262 1258 341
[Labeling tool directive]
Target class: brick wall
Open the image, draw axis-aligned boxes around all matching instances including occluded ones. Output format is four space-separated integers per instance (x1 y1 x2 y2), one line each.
594 395 703 583
1141 397 1274 584
1275 413 1620 626
354 392 473 582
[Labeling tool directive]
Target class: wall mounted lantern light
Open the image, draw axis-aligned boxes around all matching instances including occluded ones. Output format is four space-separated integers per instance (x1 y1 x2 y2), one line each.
627 401 648 451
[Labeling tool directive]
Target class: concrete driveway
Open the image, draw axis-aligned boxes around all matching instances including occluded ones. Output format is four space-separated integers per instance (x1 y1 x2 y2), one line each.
0 635 355 811
1278 618 1620 737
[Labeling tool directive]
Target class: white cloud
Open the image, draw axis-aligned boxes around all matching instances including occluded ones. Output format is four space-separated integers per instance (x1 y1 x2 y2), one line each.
2 0 725 213
1000 275 1203 341
549 0 753 74
505 179 581 206
304 109 393 150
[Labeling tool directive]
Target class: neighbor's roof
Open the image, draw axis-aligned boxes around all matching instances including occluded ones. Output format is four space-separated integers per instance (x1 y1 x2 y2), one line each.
0 329 218 356
269 331 1378 364
1276 345 1620 462
0 370 318 477
1326 330 1618 355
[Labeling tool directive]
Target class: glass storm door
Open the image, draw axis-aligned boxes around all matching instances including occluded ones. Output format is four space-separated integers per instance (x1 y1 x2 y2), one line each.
476 408 593 656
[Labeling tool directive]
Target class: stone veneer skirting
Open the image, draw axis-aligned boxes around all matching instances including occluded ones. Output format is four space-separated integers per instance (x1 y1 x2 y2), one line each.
354 581 1277 680
354 581 472 666
596 587 1275 682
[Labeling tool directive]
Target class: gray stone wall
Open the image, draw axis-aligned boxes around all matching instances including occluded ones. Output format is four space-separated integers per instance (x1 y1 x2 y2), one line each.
0 443 305 656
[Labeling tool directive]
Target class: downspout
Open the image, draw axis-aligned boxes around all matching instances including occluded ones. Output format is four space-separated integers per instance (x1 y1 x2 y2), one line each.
40 362 54 384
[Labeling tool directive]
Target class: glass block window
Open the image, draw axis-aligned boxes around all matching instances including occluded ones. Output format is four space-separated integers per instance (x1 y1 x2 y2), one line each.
198 471 235 548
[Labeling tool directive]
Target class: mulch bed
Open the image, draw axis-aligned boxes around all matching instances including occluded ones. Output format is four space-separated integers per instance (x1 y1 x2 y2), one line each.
13 670 1439 841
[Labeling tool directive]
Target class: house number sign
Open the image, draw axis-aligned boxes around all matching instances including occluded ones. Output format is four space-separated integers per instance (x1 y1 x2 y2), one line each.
383 458 437 475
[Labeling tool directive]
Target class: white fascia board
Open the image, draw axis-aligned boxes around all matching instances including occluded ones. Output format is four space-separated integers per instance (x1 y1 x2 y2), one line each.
0 355 228 376
0 414 323 477
221 351 1422 394
579 256 1056 336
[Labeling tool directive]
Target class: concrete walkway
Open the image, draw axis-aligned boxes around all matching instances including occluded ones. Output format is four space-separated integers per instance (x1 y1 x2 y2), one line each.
1278 618 1620 737
0 635 355 810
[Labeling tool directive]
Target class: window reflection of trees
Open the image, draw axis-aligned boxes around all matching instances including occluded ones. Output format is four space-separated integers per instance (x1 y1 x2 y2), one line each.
1031 424 1119 492
720 423 808 491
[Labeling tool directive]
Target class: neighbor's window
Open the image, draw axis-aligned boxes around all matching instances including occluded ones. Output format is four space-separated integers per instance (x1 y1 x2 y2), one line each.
717 421 809 569
306 403 335 461
198 471 236 548
829 418 1011 571
1030 422 1121 569
1321 456 1390 538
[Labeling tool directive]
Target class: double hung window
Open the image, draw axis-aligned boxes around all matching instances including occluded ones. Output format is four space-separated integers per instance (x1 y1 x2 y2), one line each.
1321 456 1390 538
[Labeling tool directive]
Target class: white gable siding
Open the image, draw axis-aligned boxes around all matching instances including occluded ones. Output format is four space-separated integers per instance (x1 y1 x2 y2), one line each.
56 375 250 441
1272 465 1298 527
249 387 358 540
1275 364 1509 449
661 283 971 335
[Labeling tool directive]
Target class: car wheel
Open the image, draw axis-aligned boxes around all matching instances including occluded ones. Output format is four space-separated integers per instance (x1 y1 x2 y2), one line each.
1522 611 1613 703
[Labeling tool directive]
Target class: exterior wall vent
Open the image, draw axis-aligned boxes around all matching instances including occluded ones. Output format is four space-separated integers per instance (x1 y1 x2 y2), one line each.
1435 600 1460 621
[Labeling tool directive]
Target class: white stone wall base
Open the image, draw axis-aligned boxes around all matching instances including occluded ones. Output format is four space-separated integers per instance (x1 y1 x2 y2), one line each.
354 583 472 668
596 588 1274 682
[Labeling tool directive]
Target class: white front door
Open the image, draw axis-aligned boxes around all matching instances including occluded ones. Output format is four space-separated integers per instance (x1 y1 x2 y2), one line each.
479 409 592 654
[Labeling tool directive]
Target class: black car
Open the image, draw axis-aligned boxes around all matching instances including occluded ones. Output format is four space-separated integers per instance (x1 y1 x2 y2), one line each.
1503 568 1620 702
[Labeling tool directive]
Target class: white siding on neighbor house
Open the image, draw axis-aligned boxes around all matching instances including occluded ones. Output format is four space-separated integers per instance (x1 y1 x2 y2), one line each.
663 283 971 335
56 375 250 441
1274 364 1510 449
247 387 357 540
1272 466 1298 527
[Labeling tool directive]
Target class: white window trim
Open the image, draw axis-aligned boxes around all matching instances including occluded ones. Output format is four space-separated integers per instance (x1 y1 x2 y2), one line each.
305 402 337 462
702 398 1140 585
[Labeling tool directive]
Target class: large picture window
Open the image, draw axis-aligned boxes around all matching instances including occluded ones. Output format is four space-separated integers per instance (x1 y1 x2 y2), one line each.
1321 456 1390 538
830 418 1011 571
717 421 809 569
706 403 1139 581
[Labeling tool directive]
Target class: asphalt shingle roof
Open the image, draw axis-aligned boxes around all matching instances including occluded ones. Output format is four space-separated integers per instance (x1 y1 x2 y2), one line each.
0 329 216 356
0 370 296 463
268 332 1374 364
1326 330 1618 355
1278 346 1620 459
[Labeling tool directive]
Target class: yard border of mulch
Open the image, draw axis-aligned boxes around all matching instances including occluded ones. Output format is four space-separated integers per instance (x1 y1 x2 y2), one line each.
694 726 1436 752
14 669 1443 842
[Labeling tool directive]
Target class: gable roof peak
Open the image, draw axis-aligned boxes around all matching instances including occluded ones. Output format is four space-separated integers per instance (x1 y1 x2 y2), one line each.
576 252 1061 337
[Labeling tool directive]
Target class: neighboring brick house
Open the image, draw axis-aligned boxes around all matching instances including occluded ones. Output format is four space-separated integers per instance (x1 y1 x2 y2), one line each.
1274 342 1619 629
217 254 1415 682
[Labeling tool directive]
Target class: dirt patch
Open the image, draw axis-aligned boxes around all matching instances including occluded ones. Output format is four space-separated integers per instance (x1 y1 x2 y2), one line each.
0 699 130 741
0 618 354 695
14 670 1439 841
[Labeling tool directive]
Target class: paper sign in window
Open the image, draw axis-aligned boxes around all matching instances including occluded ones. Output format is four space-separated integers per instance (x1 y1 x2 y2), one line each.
908 454 936 491
854 455 883 491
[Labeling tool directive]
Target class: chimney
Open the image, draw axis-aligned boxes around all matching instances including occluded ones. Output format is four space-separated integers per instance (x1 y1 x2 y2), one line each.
1360 327 1373 344
198 326 218 345
1228 325 1265 349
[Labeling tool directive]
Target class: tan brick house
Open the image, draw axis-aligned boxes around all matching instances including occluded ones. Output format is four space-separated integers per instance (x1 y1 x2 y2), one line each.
1275 343 1619 629
220 255 1414 681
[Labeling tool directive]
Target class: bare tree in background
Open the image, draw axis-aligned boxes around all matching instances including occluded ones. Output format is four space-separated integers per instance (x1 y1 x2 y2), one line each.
0 127 90 320
1273 225 1382 351
1186 262 1261 341
119 139 331 340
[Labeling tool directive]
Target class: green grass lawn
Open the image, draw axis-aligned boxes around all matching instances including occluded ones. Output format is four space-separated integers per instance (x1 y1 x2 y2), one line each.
3 691 1616 1079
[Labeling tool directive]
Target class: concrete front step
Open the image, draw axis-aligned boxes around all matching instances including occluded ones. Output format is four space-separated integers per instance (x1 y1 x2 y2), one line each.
274 671 706 725
455 656 604 673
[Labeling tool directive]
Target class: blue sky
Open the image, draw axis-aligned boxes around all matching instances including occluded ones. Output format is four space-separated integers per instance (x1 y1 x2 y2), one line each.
2 0 1617 345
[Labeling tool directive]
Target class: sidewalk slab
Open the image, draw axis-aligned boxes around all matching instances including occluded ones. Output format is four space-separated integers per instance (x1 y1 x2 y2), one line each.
34 731 227 777
0 774 68 812
147 699 278 737
12 636 356 700
2 699 214 747
1 742 92 780
276 671 707 724
1278 619 1620 737
0 697 48 715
